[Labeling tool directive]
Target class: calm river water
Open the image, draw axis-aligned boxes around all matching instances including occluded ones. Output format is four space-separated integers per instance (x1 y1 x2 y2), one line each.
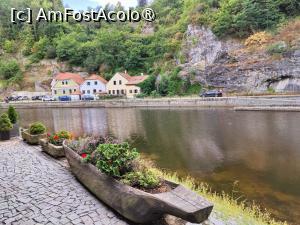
14 107 300 224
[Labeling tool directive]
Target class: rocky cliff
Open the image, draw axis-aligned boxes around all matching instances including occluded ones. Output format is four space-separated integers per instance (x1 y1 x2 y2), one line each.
180 25 300 93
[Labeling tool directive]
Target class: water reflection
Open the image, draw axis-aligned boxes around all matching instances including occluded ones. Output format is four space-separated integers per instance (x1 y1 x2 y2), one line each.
15 107 300 224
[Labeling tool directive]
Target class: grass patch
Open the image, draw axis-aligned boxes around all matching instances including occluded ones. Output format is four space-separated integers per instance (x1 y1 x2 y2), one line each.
159 172 287 225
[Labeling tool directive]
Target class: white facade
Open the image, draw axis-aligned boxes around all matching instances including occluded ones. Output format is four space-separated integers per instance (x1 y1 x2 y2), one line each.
80 79 106 96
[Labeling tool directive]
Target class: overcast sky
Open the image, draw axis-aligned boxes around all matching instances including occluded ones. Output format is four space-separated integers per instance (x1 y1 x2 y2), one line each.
63 0 138 10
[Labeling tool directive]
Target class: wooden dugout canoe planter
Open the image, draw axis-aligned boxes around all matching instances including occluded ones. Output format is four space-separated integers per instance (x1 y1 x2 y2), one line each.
21 129 47 145
63 143 213 224
40 138 65 158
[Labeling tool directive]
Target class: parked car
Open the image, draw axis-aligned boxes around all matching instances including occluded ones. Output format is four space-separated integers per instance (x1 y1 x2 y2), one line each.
81 94 95 101
8 96 17 101
32 95 45 101
42 96 55 102
58 96 71 101
19 96 29 101
200 90 223 97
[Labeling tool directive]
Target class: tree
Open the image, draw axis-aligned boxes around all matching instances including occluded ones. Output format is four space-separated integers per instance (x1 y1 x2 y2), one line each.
0 60 22 80
7 106 18 124
138 75 156 95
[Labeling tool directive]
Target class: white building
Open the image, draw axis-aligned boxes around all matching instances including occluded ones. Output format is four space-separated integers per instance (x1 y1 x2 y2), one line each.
80 74 107 96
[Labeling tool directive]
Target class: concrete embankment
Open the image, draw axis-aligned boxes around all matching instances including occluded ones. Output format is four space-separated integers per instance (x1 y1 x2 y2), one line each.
0 96 300 109
235 106 300 112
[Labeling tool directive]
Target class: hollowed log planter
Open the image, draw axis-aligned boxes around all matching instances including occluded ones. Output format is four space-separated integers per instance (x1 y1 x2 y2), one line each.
40 139 65 158
63 143 213 224
0 131 10 141
21 129 47 145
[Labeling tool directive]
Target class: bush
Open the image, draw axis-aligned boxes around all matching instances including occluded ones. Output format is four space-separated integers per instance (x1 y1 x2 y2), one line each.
245 32 272 47
122 169 161 189
48 130 71 146
0 113 13 132
3 40 15 53
94 143 139 177
266 41 288 55
29 122 46 135
7 106 18 124
0 60 22 80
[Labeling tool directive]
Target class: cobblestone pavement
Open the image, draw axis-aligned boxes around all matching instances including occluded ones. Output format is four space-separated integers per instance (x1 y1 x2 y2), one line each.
0 139 131 225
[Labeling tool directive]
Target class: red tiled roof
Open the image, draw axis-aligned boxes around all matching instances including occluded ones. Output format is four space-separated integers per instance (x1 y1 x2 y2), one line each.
54 73 84 85
118 72 132 81
85 74 108 84
126 75 149 85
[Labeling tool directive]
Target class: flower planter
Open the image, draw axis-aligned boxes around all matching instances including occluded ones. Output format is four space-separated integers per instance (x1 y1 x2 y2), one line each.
0 131 10 141
40 138 65 158
21 129 47 145
63 143 213 224
10 123 20 138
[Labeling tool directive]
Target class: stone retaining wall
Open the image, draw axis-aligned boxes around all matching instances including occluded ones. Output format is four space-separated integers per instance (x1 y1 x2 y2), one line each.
0 97 300 109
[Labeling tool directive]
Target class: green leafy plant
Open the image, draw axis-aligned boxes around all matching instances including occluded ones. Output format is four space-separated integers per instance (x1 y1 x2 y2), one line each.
94 143 139 177
266 41 288 55
7 105 18 124
0 113 13 132
29 122 46 135
122 169 161 189
48 130 71 146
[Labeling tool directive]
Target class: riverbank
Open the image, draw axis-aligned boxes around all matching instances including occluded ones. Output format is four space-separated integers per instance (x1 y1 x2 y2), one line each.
164 173 287 225
1 96 300 109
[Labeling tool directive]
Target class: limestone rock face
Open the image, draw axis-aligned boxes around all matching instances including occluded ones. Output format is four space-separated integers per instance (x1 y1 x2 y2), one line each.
181 25 300 93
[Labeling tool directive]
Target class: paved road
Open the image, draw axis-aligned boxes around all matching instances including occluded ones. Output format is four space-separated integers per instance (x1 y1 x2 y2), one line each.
0 139 130 225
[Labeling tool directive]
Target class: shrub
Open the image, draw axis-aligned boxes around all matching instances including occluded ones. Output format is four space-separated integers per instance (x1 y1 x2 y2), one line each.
122 169 161 189
266 41 288 55
245 32 272 47
3 40 15 53
7 105 18 124
29 122 46 135
48 130 71 146
94 143 139 177
0 113 13 132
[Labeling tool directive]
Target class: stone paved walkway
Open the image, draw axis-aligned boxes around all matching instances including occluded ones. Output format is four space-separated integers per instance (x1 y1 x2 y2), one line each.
0 139 131 225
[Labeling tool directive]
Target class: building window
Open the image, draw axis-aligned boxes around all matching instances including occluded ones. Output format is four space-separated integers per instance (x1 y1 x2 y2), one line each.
99 90 102 92
113 81 116 85
62 81 64 85
129 90 132 93
109 90 111 94
66 81 68 85
117 90 120 95
121 90 124 94
74 89 76 92
113 90 115 95
87 90 90 94
119 80 122 85
54 90 57 94
134 89 138 93
63 90 66 94
93 89 96 93
83 90 86 94
94 81 98 85
69 89 72 94
87 82 91 86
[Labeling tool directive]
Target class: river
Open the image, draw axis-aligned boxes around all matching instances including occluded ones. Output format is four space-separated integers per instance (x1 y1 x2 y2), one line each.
11 107 300 224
